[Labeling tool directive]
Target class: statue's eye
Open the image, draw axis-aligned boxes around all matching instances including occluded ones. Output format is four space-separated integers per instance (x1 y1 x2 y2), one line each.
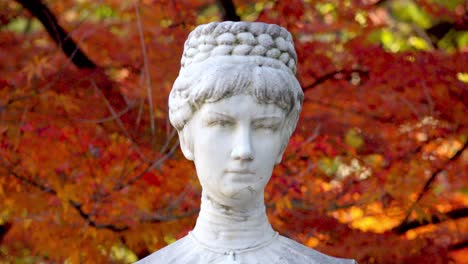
254 123 279 132
207 119 233 127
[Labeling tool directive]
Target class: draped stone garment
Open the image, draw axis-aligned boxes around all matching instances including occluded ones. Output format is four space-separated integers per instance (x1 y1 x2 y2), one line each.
135 232 356 264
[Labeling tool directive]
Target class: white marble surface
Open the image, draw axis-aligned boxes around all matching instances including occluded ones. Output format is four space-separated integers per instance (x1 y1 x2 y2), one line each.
136 22 356 264
136 232 355 264
136 184 356 263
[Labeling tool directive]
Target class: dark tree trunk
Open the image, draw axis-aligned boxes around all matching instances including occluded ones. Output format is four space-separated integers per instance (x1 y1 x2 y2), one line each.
218 0 241 21
16 0 97 69
0 222 11 243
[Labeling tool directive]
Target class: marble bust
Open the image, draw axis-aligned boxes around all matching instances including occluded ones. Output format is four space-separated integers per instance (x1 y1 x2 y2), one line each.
136 21 356 264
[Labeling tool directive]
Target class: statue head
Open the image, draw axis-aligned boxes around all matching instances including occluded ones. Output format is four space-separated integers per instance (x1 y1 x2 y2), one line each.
169 22 303 206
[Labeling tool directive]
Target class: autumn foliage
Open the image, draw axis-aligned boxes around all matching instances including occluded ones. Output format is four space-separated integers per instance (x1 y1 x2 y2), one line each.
0 0 467 263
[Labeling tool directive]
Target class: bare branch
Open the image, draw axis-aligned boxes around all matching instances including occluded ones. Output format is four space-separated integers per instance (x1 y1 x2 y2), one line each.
134 1 156 138
302 69 369 92
116 140 180 190
74 104 134 124
91 80 148 162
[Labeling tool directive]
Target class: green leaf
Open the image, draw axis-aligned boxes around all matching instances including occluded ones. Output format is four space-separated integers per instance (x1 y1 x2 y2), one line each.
392 1 433 29
345 129 364 149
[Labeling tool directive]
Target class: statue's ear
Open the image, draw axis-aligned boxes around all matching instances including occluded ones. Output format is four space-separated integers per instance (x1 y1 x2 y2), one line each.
275 147 286 164
178 129 194 161
275 137 288 164
275 125 291 164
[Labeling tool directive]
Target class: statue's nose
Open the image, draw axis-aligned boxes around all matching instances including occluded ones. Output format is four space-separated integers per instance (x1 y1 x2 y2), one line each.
231 128 254 161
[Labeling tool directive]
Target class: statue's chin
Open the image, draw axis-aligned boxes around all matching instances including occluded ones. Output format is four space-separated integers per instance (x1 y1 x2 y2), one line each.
219 185 261 206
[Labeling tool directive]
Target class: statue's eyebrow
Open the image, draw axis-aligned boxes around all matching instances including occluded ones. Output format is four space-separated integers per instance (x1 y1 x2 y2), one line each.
204 111 235 120
252 116 283 122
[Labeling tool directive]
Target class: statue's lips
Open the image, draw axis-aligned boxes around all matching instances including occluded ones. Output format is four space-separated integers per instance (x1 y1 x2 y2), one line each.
224 170 257 183
224 169 255 175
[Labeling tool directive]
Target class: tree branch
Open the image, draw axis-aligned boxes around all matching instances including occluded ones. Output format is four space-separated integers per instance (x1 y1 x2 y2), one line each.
0 222 12 243
393 207 468 234
68 200 128 232
15 0 129 111
7 168 129 232
15 0 97 69
9 169 56 195
449 239 468 251
217 0 241 21
302 69 369 92
6 166 195 232
305 97 395 124
393 140 468 234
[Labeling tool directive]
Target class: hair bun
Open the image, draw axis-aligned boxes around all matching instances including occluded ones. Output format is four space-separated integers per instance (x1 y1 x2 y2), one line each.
181 22 297 74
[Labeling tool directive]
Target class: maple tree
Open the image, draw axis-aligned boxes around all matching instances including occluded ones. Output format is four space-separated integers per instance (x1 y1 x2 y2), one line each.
0 0 467 263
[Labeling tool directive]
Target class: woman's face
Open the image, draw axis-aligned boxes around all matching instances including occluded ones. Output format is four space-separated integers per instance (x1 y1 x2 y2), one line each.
182 94 287 207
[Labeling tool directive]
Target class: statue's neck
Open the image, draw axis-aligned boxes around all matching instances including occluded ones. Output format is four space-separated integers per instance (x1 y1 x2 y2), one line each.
191 192 276 252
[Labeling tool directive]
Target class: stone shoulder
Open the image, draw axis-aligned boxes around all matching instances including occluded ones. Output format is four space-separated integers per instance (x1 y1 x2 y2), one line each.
133 236 195 264
134 234 357 264
274 235 356 264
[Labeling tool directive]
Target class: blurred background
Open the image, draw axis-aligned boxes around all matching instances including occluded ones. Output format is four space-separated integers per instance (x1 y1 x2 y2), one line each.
0 0 467 263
